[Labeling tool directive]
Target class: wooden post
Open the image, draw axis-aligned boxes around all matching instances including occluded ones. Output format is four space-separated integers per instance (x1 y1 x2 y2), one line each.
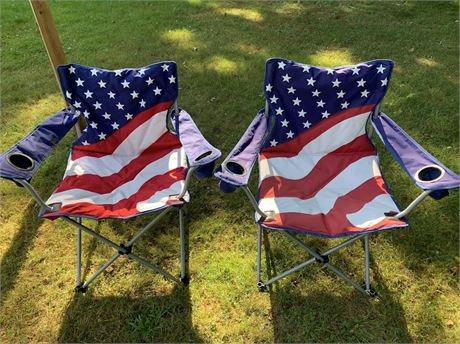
29 0 66 85
29 0 84 134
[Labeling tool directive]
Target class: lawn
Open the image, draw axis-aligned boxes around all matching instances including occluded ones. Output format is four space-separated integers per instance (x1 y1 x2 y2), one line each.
0 0 458 342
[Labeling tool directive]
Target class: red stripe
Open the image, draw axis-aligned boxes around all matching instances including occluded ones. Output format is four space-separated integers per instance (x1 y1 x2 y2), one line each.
262 176 405 236
258 135 375 200
54 132 181 194
43 167 186 219
260 104 374 160
72 101 173 160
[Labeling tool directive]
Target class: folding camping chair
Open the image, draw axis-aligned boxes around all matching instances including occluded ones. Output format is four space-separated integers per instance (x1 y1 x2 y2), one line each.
215 58 459 296
0 61 220 292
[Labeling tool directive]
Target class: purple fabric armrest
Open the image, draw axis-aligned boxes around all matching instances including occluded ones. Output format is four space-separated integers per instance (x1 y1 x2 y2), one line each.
0 108 79 183
174 109 221 178
372 113 459 199
215 110 269 192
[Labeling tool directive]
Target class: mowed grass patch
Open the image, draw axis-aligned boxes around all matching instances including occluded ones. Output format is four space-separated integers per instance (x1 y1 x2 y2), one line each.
0 0 458 342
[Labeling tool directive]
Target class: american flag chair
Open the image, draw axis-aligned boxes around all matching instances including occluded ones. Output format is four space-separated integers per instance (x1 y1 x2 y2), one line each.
215 58 459 296
0 61 221 292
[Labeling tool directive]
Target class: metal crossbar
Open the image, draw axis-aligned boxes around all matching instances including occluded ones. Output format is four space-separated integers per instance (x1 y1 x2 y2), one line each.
256 226 373 295
13 167 196 292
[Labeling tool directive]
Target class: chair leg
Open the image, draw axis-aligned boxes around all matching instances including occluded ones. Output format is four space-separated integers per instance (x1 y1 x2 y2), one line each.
179 207 189 285
76 218 82 289
256 225 267 292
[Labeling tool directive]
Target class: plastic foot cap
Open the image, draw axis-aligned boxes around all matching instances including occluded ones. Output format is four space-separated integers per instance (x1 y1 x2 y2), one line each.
180 276 190 286
257 281 268 292
74 284 87 293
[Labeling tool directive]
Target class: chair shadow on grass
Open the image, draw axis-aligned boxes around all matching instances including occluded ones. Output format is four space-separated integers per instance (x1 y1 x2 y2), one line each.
57 207 202 343
0 201 43 305
261 231 413 343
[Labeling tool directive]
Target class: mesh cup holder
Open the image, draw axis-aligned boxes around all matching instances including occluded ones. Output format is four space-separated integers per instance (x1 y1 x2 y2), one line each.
194 151 213 163
7 153 35 171
225 161 246 175
415 164 445 183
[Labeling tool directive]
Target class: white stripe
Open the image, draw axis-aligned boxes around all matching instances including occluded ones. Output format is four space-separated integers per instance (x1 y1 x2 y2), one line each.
258 156 382 215
65 110 168 177
136 182 190 212
259 112 370 181
346 194 400 228
46 148 186 206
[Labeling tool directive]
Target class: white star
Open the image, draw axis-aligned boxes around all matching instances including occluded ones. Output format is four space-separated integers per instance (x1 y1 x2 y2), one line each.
298 109 306 117
89 121 98 129
130 91 139 99
73 110 81 118
326 69 334 75
275 107 284 115
312 89 321 97
332 79 341 88
121 80 130 88
302 65 310 72
286 131 294 139
68 66 76 74
102 112 111 120
287 86 296 94
65 90 72 99
351 66 360 75
307 77 316 86
114 70 123 76
316 100 325 108
111 122 120 130
153 86 162 95
277 61 286 70
303 121 311 128
90 68 99 76
116 102 124 110
270 139 278 147
292 97 301 106
161 64 169 72
125 113 133 120
376 64 386 74
139 99 146 107
341 101 349 109
281 119 289 127
269 95 278 104
82 140 89 146
357 78 366 87
83 110 90 118
93 101 102 109
169 75 176 84
73 101 81 108
98 80 106 88
337 90 346 98
282 74 291 82
361 89 370 98
265 84 273 92
146 77 154 85
98 132 106 140
84 89 93 98
75 78 84 86
381 78 388 86
138 68 147 76
107 91 116 99
322 110 330 118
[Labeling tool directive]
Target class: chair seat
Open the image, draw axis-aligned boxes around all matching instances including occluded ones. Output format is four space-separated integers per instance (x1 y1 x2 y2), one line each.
42 132 188 220
257 153 407 237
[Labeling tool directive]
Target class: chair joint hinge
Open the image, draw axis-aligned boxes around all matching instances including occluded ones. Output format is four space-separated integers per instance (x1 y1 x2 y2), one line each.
315 253 329 264
118 243 132 255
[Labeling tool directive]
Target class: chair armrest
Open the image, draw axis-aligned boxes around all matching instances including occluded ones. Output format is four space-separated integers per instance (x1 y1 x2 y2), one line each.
215 110 269 192
0 108 79 183
372 113 459 199
174 109 221 178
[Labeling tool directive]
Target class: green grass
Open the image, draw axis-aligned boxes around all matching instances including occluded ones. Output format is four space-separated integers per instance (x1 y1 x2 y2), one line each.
0 0 458 342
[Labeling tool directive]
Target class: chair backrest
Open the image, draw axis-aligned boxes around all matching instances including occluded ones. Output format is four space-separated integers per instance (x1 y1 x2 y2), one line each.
261 58 393 153
57 61 179 148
